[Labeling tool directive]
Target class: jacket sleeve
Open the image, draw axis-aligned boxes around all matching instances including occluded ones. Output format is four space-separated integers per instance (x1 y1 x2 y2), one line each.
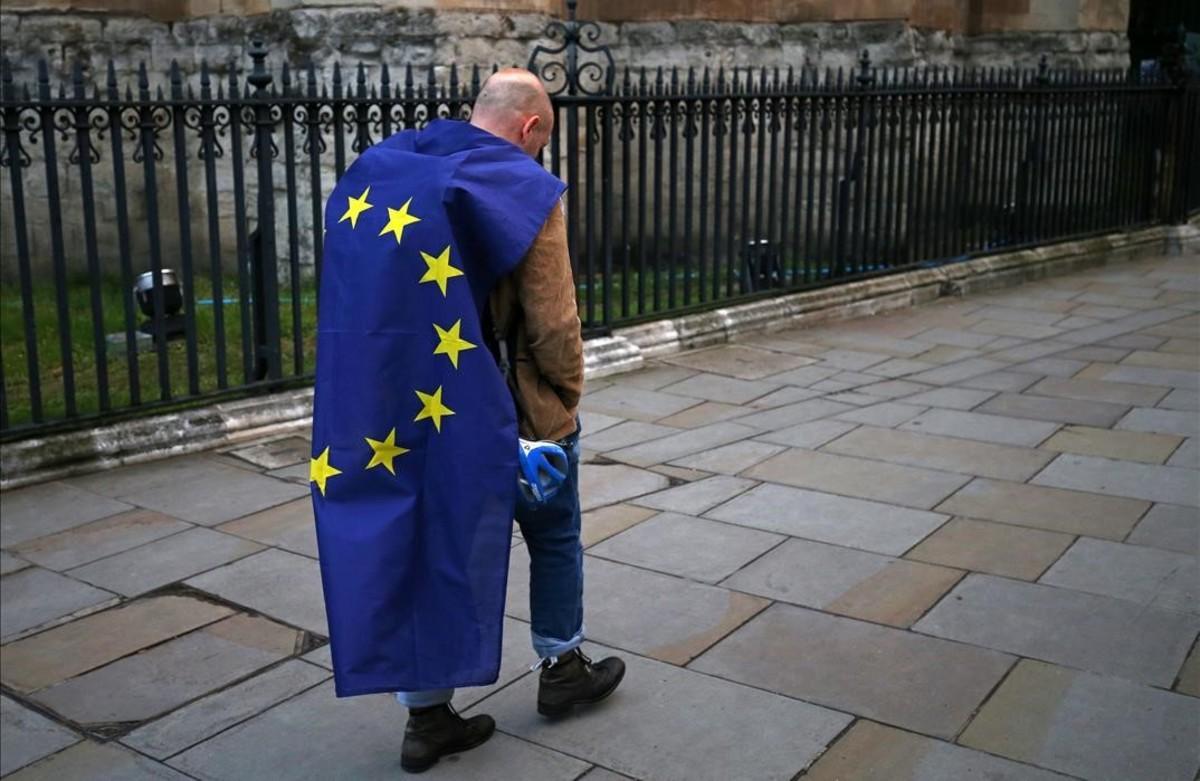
515 202 584 411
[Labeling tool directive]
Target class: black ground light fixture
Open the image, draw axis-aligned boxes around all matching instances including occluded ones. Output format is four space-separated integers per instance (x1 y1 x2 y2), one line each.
134 269 188 341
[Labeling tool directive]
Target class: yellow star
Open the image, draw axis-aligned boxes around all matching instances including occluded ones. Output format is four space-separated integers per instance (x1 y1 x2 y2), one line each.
338 185 374 229
365 428 409 475
378 197 422 245
433 319 477 369
414 386 455 432
310 447 342 497
419 245 464 297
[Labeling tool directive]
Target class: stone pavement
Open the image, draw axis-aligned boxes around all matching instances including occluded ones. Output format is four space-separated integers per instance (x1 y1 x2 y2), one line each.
2 252 1198 781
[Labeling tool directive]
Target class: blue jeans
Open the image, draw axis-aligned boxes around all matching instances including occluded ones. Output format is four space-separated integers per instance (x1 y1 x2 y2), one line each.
397 429 585 709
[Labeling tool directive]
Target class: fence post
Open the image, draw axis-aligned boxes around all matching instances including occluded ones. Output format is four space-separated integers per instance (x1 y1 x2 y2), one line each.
247 40 282 381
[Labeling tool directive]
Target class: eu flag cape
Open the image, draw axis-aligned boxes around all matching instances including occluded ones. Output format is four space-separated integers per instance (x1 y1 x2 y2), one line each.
310 119 566 697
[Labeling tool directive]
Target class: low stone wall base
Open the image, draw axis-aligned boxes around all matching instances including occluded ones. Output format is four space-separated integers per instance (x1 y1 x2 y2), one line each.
1 222 1192 490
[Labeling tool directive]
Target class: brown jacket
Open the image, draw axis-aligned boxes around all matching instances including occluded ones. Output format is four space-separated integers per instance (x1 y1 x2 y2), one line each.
489 203 584 442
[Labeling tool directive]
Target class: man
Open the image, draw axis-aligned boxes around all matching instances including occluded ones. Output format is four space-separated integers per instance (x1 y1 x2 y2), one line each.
310 68 623 776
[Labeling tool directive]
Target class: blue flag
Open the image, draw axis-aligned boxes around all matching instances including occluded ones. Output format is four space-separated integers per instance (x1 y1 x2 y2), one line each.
310 119 566 697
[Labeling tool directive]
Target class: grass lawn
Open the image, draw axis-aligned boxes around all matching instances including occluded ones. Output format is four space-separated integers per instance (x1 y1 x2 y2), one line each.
1 273 319 431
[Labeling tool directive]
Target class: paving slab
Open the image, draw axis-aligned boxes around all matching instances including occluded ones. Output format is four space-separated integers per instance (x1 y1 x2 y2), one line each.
906 358 1011 386
590 512 783 583
481 648 851 781
6 740 189 780
606 422 757 467
10 510 191 572
692 603 1013 738
832 401 927 427
971 305 1067 326
912 326 998 348
823 426 1054 482
228 436 311 470
1168 436 1199 467
1121 349 1199 370
765 364 841 387
1095 364 1200 390
1009 357 1089 378
506 549 767 665
803 720 1072 781
580 421 680 452
936 477 1148 539
744 385 823 408
0 550 30 575
609 363 697 390
813 348 893 370
1127 503 1199 554
114 466 310 527
863 357 939 377
1117 406 1200 437
1038 424 1184 464
823 559 964 628
1178 644 1200 696
1028 375 1168 407
905 518 1074 580
669 440 784 474
1033 453 1199 506
581 503 658 548
663 344 816 380
732 398 855 430
751 419 859 448
899 408 1058 446
912 345 983 365
1158 387 1200 410
582 385 701 422
1 596 234 693
1 567 115 640
1058 345 1131 363
1 695 80 776
1 481 133 547
217 498 318 558
300 644 332 669
721 537 900 609
961 370 1043 392
168 681 588 781
68 528 264 597
654 400 747 428
976 392 1130 427
707 483 947 556
122 659 329 759
578 409 625 434
579 463 669 511
746 448 970 509
186 549 328 635
658 372 781 404
33 614 301 727
901 386 996 410
851 378 933 399
633 475 757 515
914 574 1199 687
960 660 1200 781
972 319 1063 340
1039 537 1199 614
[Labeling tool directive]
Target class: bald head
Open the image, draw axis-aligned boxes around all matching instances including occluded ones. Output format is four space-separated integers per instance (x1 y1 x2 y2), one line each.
470 68 553 157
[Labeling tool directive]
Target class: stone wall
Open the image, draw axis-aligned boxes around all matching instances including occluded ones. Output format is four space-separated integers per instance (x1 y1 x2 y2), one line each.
0 5 1132 281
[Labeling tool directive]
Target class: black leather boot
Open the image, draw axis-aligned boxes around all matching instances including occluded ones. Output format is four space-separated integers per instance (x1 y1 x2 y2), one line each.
400 704 495 773
537 648 626 717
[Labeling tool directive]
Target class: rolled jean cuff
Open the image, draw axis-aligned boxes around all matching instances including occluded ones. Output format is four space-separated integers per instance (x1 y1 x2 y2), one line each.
532 623 585 660
394 688 454 709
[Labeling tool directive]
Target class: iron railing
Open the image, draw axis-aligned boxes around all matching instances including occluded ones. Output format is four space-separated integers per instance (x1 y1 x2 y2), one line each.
1 10 1198 437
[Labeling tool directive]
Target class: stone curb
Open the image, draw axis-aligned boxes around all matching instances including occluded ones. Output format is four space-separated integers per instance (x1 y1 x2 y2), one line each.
0 223 1190 490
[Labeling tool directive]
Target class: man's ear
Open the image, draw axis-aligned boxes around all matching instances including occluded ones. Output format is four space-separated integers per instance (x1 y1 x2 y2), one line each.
521 114 541 138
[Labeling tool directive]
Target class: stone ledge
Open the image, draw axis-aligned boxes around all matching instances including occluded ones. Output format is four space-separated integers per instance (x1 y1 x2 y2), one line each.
0 223 1185 490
